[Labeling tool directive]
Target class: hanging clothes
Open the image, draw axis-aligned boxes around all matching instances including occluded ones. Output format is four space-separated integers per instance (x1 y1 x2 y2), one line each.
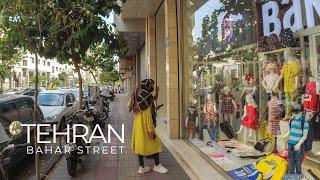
221 94 235 114
267 98 281 135
204 101 217 124
241 104 259 130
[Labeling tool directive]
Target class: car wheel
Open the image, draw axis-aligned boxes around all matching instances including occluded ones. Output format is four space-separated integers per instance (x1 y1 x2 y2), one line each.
59 118 66 131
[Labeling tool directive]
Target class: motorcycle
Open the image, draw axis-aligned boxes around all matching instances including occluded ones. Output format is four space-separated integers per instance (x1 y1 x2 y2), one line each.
0 121 31 180
100 93 111 120
61 107 96 177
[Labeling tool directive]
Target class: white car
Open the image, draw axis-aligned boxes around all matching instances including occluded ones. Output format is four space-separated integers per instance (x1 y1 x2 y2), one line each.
38 90 78 131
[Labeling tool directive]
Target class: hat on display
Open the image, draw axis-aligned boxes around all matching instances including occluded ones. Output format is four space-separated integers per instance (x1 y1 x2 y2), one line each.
245 73 254 81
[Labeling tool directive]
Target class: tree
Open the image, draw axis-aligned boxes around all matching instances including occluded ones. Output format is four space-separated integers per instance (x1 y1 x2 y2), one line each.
58 72 68 86
0 29 22 90
1 0 126 108
99 68 119 85
82 39 126 84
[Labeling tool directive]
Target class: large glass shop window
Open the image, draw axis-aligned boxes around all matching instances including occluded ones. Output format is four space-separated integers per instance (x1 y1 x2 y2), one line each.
182 0 260 171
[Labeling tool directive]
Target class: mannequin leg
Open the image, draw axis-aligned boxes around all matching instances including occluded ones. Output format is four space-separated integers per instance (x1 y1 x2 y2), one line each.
244 128 248 144
285 93 292 117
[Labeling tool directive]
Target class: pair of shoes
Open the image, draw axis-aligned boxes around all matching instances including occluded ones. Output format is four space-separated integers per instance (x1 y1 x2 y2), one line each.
138 164 168 174
138 165 150 174
153 164 168 174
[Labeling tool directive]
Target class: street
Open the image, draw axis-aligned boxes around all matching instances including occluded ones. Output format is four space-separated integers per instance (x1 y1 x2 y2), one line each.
46 94 190 180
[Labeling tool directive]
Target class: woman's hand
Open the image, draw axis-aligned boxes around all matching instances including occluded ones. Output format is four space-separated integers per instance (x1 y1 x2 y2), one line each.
148 131 155 139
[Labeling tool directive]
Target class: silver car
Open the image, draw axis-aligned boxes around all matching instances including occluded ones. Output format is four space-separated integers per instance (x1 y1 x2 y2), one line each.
38 90 78 131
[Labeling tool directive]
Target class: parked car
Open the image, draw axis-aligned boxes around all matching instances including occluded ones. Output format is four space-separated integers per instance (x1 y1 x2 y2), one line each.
0 95 44 170
16 87 46 96
38 90 78 131
4 87 23 95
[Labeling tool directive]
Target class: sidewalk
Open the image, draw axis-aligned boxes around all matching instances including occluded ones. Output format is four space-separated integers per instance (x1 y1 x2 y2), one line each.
46 94 190 180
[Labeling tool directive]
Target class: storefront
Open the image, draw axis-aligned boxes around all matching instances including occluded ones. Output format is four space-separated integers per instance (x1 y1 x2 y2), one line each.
180 0 320 178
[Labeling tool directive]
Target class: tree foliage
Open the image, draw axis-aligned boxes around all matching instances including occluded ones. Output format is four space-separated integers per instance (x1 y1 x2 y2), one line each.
0 0 126 107
0 29 22 88
99 68 119 85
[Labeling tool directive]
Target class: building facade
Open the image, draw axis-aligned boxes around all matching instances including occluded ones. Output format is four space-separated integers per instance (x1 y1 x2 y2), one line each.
3 52 95 90
117 0 320 178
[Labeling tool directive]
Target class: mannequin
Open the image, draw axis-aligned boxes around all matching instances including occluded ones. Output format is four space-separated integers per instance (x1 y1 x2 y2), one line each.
241 73 257 99
267 93 281 151
267 94 281 135
185 106 199 140
304 77 320 113
204 94 218 142
262 63 280 101
237 94 258 144
220 86 237 124
275 49 301 118
282 108 308 174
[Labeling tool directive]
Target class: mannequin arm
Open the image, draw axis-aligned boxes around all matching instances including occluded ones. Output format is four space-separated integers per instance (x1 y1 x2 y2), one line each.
241 105 247 120
232 100 237 109
295 76 299 90
273 75 283 92
213 104 217 113
262 78 267 91
241 88 245 98
281 132 289 140
294 126 308 150
196 116 199 127
185 117 189 127
251 86 257 96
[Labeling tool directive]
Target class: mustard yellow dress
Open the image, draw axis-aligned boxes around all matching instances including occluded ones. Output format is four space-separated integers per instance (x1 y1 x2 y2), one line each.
280 60 301 93
131 107 162 156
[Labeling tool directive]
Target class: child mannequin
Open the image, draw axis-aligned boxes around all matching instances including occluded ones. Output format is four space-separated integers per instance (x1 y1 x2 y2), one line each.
262 63 280 101
204 94 218 142
220 86 237 125
241 73 257 99
185 106 199 140
267 93 281 152
237 94 258 144
275 49 301 118
282 108 308 174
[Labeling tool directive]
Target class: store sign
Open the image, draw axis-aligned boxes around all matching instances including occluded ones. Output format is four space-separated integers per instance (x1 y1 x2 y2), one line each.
262 0 320 36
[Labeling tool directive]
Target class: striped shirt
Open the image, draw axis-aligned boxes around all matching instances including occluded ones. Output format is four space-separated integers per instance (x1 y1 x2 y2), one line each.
288 116 309 145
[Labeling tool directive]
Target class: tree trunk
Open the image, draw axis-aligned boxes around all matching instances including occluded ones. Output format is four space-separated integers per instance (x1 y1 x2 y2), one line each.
34 53 40 180
72 56 83 109
90 70 98 84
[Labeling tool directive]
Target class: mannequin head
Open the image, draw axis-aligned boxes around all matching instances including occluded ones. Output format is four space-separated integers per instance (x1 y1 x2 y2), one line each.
284 49 294 61
266 63 277 74
292 108 303 118
222 86 231 95
245 73 254 85
206 94 213 101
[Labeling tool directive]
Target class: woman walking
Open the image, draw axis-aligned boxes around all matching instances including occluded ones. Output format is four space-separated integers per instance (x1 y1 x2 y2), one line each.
129 79 168 174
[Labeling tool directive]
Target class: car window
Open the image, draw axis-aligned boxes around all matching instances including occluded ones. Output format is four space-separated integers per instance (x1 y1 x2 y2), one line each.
2 102 19 123
16 100 33 123
66 94 72 104
38 93 64 106
70 93 76 102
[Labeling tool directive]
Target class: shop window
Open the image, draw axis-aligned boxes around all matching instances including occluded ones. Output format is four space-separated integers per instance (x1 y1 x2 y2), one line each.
182 1 320 177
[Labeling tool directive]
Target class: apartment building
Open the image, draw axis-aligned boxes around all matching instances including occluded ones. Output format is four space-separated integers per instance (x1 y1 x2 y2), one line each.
3 52 94 90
